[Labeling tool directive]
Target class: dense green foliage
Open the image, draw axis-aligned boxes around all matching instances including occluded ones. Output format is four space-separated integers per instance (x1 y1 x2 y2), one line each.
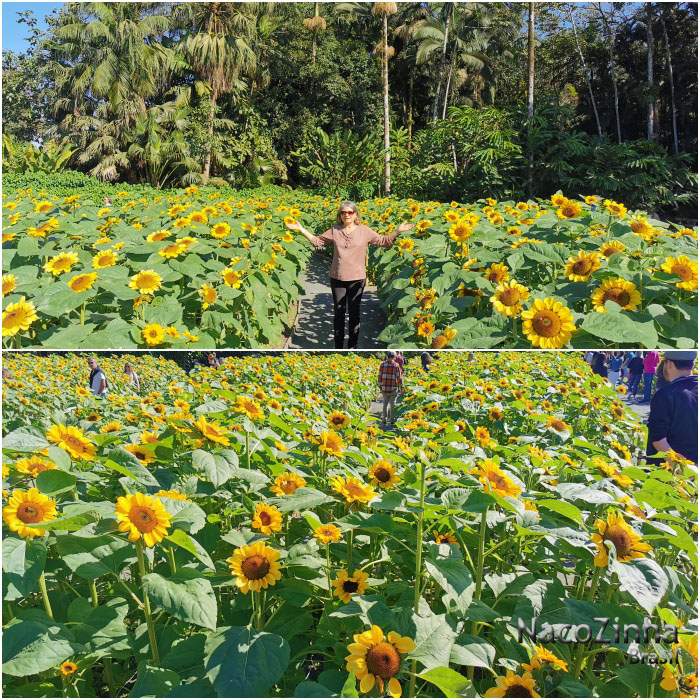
2 2 697 215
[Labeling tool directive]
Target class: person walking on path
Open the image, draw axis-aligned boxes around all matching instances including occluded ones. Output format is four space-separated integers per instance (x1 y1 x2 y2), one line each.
421 351 432 373
286 202 414 348
88 357 108 398
124 363 140 393
591 352 607 378
378 351 403 428
625 352 644 401
646 351 697 464
640 350 660 404
607 352 623 386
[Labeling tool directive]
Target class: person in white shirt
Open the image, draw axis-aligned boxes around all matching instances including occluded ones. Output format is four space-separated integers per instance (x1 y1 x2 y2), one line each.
87 357 108 397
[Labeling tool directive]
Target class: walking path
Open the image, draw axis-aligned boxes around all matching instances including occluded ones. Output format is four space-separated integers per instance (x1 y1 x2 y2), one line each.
288 253 386 349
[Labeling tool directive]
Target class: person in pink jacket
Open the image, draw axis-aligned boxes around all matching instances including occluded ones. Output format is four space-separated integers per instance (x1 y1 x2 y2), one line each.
639 350 660 404
287 201 413 348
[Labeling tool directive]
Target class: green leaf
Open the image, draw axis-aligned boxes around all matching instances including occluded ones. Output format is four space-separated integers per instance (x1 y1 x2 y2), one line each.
165 530 215 570
143 570 218 630
27 508 99 532
615 663 654 697
55 534 133 579
418 667 476 698
268 487 336 514
581 309 658 347
204 626 290 697
610 558 669 614
408 612 457 671
449 635 495 670
36 469 76 496
537 499 584 526
2 537 46 601
2 617 79 676
103 448 160 486
2 427 49 453
424 547 475 615
128 663 181 697
192 449 237 487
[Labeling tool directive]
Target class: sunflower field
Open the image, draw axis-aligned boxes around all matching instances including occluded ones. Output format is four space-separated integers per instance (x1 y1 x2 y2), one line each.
2 351 697 698
2 182 697 350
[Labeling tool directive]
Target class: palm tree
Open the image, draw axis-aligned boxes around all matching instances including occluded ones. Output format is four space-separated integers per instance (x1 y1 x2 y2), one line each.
175 2 258 182
303 3 327 65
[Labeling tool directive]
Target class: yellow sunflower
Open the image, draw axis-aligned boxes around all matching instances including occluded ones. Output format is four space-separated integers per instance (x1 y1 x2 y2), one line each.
115 492 171 547
485 262 510 284
660 255 698 291
2 273 17 296
331 475 376 505
198 283 217 309
251 502 283 534
314 523 342 544
345 625 415 698
475 458 521 498
67 272 97 293
448 220 473 243
235 395 264 421
194 415 230 446
328 411 350 429
129 270 162 295
522 645 569 672
142 323 166 347
333 569 369 603
44 252 79 276
271 472 306 496
490 279 529 317
210 222 231 239
591 511 652 567
59 661 78 677
556 199 582 219
598 241 625 258
227 541 282 593
521 298 576 349
368 459 400 489
484 671 540 698
221 268 243 288
319 430 345 457
591 278 641 312
3 488 58 538
564 250 602 281
92 250 118 269
433 531 458 544
15 455 56 477
46 423 95 460
2 297 38 337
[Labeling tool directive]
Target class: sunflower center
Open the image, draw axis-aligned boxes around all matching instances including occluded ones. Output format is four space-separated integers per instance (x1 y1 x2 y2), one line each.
499 288 520 306
374 468 391 483
572 260 592 275
281 480 297 494
605 526 633 558
531 310 561 337
129 506 158 532
241 555 270 580
604 289 630 306
504 684 535 698
18 504 43 523
346 483 364 496
342 579 360 593
259 511 272 526
673 264 692 280
366 642 401 680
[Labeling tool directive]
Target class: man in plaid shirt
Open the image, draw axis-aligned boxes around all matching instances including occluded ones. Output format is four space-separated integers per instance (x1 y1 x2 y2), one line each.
378 351 403 427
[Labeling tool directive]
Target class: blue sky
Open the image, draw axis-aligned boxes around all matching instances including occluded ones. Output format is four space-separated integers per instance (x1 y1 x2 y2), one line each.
2 2 64 54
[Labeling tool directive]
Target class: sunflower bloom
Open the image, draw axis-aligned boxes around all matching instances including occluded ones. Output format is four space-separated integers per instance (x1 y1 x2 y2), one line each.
328 411 350 429
92 250 118 269
448 220 473 243
59 661 78 677
2 273 17 296
46 423 95 460
490 279 529 317
556 199 582 219
522 645 569 672
369 459 400 489
142 323 166 347
235 395 264 421
115 492 171 547
564 250 602 282
129 270 162 295
331 475 376 505
221 268 243 288
333 569 369 603
15 456 56 477
271 472 306 496
591 278 641 313
599 241 625 258
314 523 342 544
2 297 38 337
591 511 652 567
521 298 576 349
484 671 540 698
199 283 217 309
485 263 510 284
475 459 521 498
210 222 231 239
660 255 698 292
44 252 79 276
3 488 58 538
67 272 97 293
251 502 283 534
319 430 344 457
345 625 415 698
194 415 230 446
227 541 282 593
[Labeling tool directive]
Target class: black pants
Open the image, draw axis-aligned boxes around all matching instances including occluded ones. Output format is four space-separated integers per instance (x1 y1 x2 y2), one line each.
330 277 365 349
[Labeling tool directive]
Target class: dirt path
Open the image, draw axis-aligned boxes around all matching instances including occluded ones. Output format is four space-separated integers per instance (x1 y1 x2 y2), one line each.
288 253 386 349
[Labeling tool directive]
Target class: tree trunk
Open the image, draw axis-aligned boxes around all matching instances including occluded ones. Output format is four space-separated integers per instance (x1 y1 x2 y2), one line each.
596 3 622 143
569 6 603 137
432 5 452 121
203 87 218 183
659 12 679 154
527 2 535 197
312 2 318 65
407 73 414 147
382 14 391 195
441 59 454 120
646 4 655 140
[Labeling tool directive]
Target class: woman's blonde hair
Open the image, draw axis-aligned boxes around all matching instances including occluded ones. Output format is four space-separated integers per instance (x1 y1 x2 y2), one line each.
336 200 361 225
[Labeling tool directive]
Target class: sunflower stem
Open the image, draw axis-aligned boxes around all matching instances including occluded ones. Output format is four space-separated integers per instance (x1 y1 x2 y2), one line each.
38 572 54 620
245 430 250 470
135 540 160 666
89 580 99 608
326 544 333 599
80 302 85 326
347 528 354 570
408 455 428 699
167 547 177 575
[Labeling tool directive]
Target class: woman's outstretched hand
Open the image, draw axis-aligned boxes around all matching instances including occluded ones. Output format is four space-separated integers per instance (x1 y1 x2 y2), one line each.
285 220 303 232
396 222 415 234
